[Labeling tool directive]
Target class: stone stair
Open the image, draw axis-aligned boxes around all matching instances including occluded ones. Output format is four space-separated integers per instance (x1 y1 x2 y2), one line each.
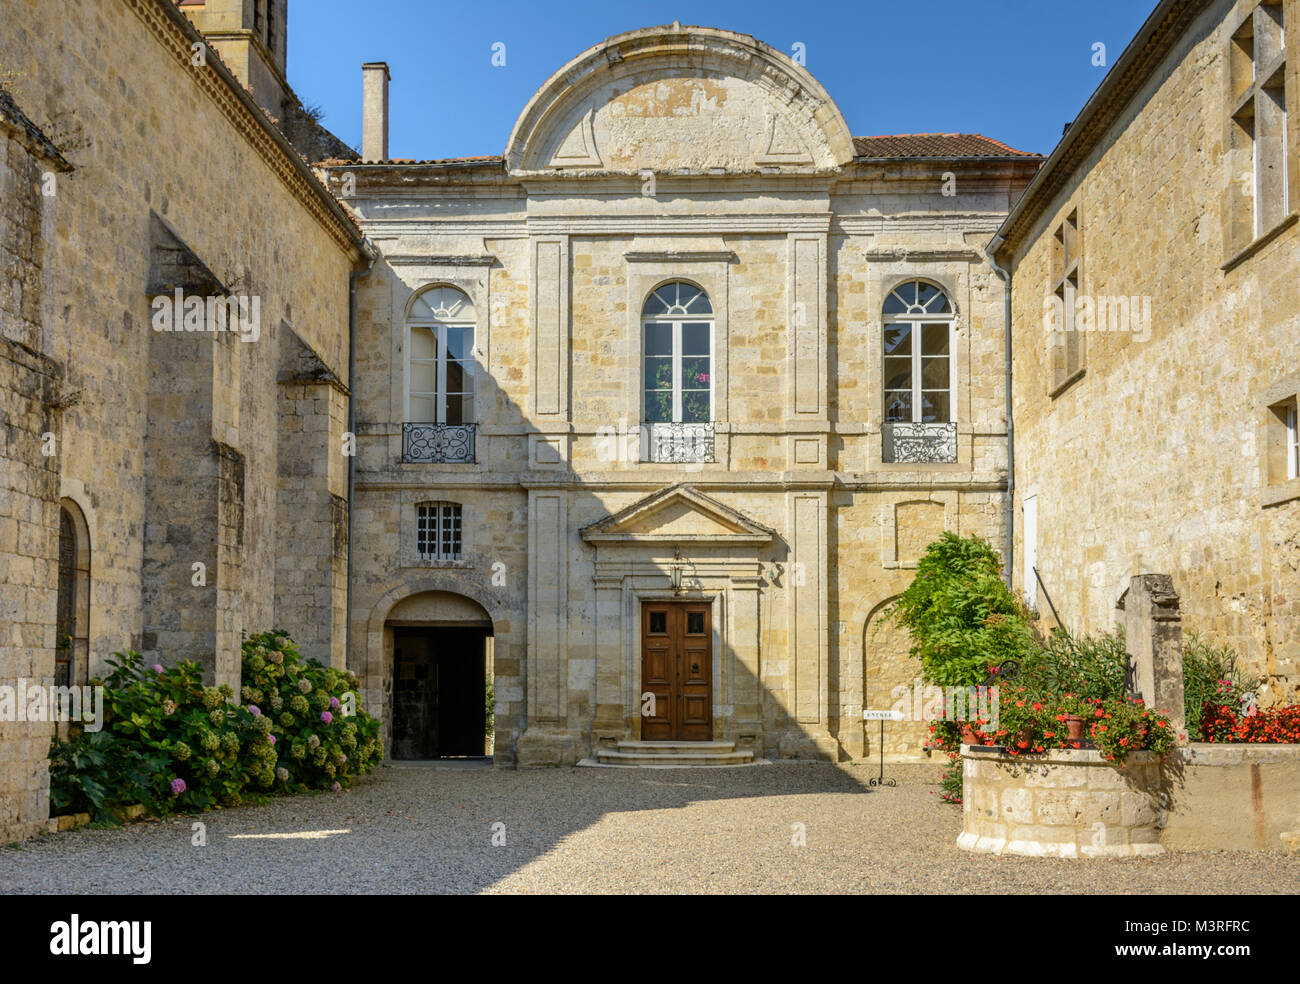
581 739 759 768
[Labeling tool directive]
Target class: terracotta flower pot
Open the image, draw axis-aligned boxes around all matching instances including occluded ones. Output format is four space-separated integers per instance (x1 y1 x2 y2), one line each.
960 723 981 745
1064 715 1086 741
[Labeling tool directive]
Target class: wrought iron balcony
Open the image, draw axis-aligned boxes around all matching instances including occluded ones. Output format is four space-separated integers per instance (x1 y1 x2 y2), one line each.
403 423 476 464
882 421 957 464
645 422 715 464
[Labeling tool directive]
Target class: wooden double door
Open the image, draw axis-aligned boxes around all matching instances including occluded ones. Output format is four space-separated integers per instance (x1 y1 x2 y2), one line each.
640 601 713 741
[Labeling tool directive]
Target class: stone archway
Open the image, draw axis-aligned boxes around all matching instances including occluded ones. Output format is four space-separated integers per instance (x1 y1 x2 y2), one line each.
360 577 517 762
863 599 930 759
385 590 493 760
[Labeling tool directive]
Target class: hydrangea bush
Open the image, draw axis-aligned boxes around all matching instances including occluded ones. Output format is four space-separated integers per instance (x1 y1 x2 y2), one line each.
48 631 382 822
240 630 381 793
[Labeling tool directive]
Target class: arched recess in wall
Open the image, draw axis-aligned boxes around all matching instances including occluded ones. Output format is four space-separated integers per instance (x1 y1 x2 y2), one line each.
56 498 91 687
862 596 930 760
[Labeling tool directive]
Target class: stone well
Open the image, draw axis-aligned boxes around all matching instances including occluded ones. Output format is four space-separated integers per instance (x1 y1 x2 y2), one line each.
957 744 1166 858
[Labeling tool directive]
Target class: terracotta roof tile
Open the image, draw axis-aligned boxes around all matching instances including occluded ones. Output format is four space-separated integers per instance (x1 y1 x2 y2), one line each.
852 133 1042 159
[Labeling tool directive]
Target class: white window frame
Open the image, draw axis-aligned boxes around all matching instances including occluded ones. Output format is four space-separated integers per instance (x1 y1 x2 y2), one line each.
405 287 475 425
882 282 956 425
641 287 714 426
416 502 462 562
1287 402 1299 481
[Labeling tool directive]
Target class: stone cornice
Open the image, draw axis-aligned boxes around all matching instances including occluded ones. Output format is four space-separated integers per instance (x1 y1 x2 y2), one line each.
526 214 832 235
124 0 364 260
624 250 735 264
382 253 497 267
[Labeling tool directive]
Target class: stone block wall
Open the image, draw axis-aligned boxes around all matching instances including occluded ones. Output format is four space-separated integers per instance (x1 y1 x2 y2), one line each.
0 336 60 841
1004 0 1300 696
0 0 361 685
1162 743 1300 852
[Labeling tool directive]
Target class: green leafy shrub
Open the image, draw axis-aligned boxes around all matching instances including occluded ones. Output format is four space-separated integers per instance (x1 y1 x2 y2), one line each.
48 631 382 820
1016 629 1128 701
887 532 1039 686
1181 633 1258 738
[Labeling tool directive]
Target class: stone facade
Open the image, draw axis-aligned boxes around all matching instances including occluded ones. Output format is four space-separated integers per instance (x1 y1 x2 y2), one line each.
0 0 365 840
0 89 69 843
339 26 1039 766
994 0 1300 699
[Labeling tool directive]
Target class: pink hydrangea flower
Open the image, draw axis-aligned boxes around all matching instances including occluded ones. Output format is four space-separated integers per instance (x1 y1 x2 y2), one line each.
329 697 340 711
153 664 164 674
170 778 186 795
320 711 333 724
248 705 261 717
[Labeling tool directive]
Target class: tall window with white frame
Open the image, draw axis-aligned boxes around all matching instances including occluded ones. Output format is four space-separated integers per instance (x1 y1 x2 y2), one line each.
416 501 462 562
405 285 477 463
1049 208 1084 392
642 281 714 463
1288 401 1299 481
881 279 956 463
1230 1 1289 247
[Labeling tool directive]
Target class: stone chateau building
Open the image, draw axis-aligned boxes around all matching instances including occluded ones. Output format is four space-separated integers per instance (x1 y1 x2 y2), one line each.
0 0 1294 837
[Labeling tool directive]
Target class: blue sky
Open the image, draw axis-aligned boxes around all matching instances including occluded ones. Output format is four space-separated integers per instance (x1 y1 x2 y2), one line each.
288 0 1157 161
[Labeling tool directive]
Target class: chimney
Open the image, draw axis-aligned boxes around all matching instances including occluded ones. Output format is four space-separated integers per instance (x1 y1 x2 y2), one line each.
362 61 390 161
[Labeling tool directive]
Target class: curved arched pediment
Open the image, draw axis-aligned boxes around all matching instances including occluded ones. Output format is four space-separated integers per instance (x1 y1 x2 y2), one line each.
505 25 854 174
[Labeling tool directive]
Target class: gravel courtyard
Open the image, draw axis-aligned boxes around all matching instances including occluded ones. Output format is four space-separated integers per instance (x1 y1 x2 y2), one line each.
2 761 1297 894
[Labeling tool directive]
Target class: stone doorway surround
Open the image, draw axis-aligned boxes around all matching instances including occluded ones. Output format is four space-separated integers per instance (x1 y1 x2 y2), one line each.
579 484 775 757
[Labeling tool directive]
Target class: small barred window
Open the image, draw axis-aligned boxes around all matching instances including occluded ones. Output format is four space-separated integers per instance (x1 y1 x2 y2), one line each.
416 502 462 561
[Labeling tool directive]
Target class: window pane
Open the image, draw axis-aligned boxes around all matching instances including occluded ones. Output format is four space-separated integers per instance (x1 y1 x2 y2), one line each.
446 357 467 393
644 322 672 355
921 356 949 390
684 290 712 314
682 356 711 389
644 357 672 391
883 323 912 355
649 611 667 634
417 505 434 557
409 360 436 393
410 326 437 360
883 356 912 391
884 391 911 422
920 391 951 423
682 322 710 355
445 394 474 424
885 282 917 312
922 323 949 355
411 286 473 322
409 395 434 421
644 288 672 316
446 326 473 363
644 390 672 422
915 282 952 313
686 611 705 634
681 390 711 422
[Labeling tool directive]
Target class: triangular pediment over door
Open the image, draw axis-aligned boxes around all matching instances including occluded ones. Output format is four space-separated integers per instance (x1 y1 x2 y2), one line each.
580 484 775 546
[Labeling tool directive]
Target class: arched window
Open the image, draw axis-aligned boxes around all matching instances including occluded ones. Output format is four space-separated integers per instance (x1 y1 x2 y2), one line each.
882 280 953 425
416 501 462 561
407 286 475 425
56 500 90 687
643 282 713 425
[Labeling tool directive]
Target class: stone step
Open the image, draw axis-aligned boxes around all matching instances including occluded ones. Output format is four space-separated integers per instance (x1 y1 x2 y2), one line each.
592 748 756 767
614 740 738 754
